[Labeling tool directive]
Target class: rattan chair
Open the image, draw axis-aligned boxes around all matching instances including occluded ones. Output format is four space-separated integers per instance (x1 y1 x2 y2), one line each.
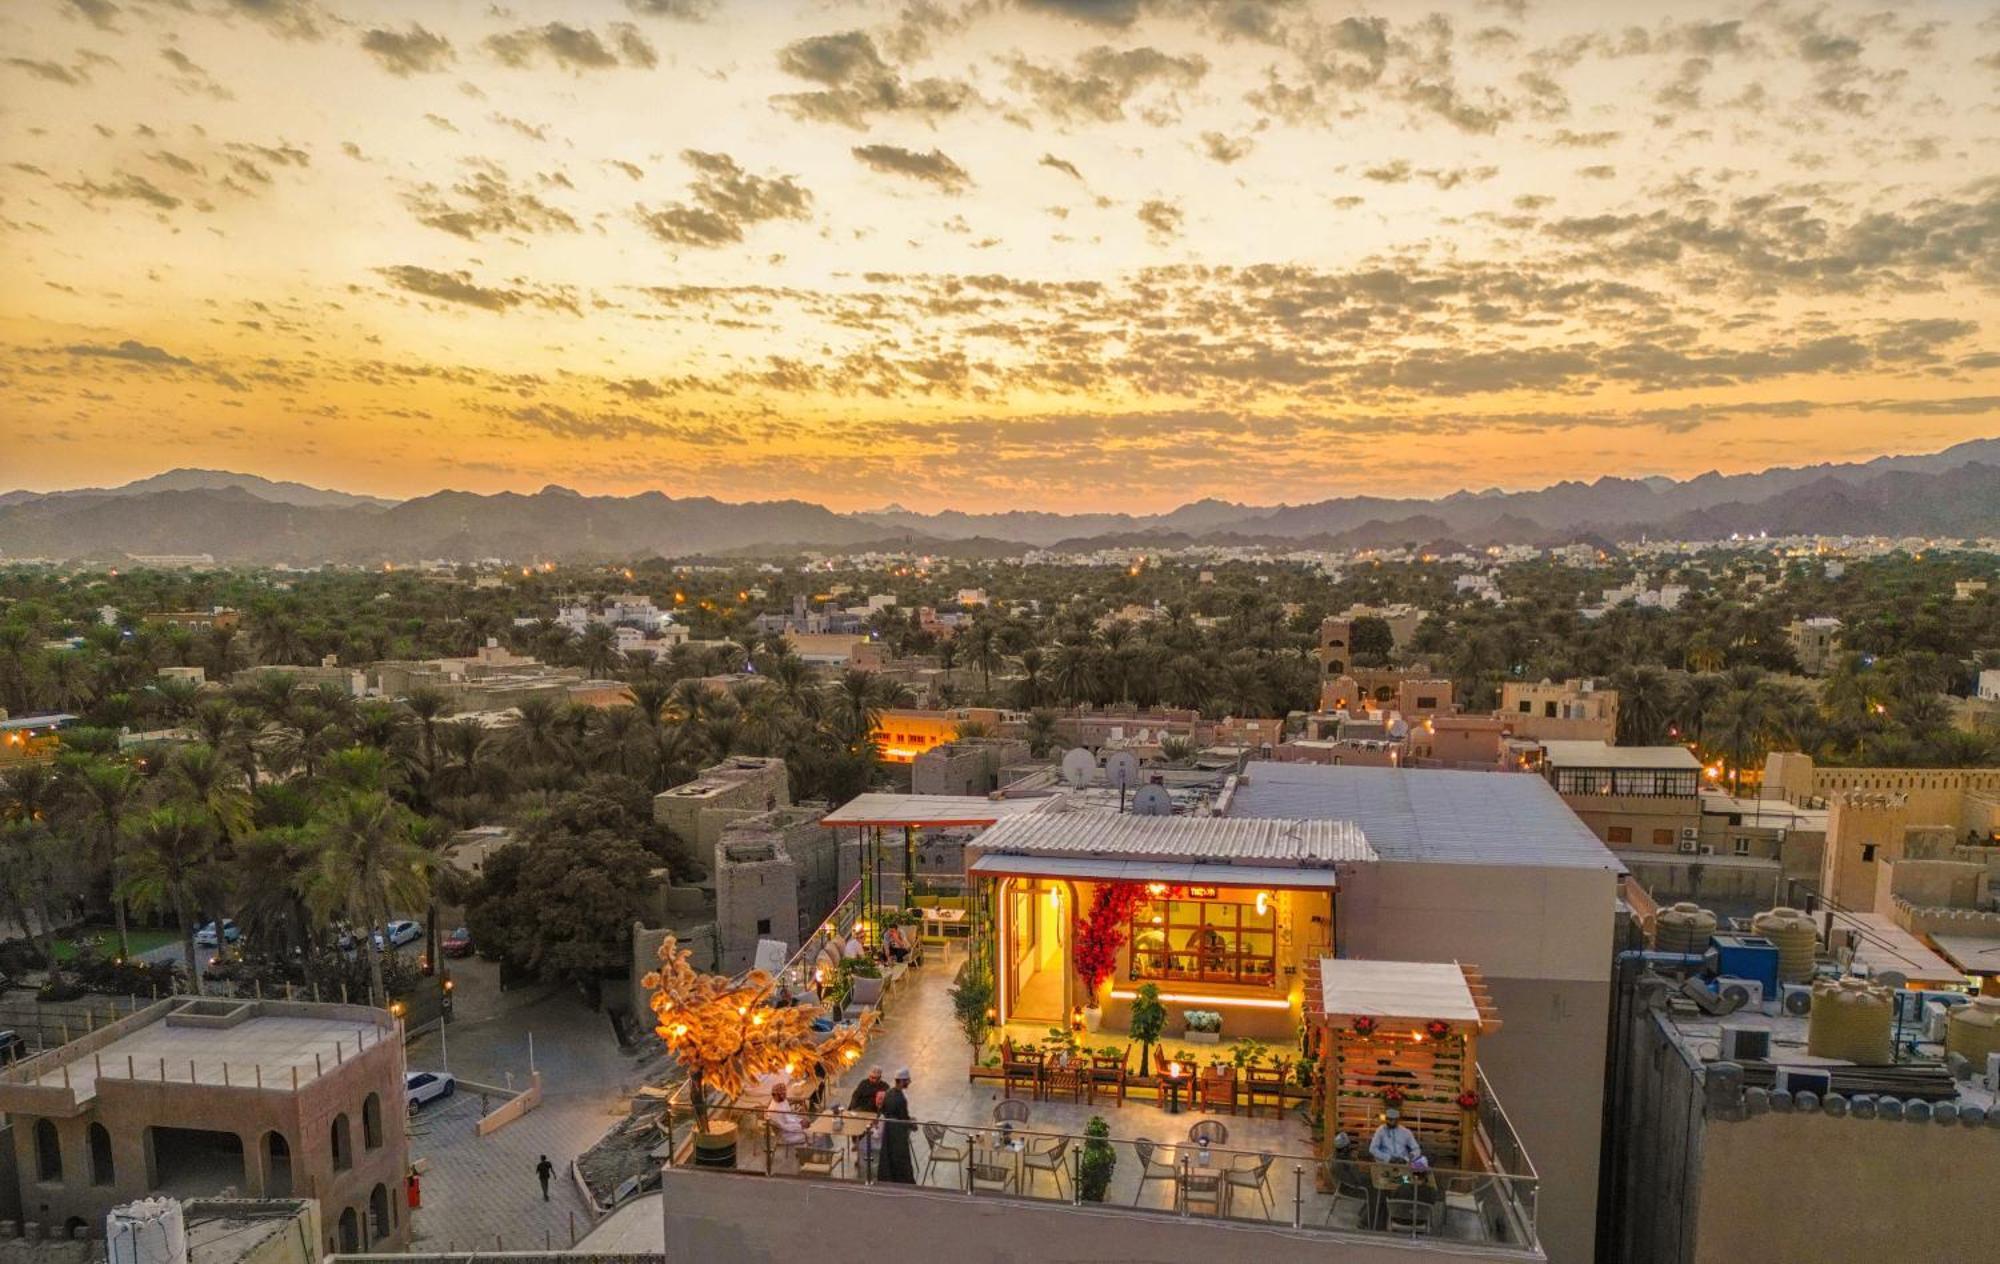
1132 1138 1179 1207
1187 1118 1229 1146
921 1122 966 1186
1224 1152 1276 1217
992 1098 1032 1124
796 1140 845 1180
1023 1135 1070 1197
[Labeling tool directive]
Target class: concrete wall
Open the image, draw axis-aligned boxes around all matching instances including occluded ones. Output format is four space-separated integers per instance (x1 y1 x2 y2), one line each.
713 808 841 974
658 1168 1546 1264
651 758 791 854
1615 855 1784 910
912 739 1030 796
1560 797 1700 851
1337 860 1616 1264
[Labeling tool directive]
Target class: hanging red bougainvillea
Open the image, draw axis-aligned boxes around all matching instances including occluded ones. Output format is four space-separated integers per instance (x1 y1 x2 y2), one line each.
1073 882 1141 998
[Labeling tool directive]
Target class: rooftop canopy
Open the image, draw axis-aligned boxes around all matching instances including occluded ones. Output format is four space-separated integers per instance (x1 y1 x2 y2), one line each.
1538 740 1702 771
819 793 1054 829
1309 959 1501 1032
969 798 1372 867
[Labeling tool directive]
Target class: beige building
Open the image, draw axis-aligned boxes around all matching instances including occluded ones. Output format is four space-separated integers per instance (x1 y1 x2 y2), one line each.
652 755 791 855
1785 616 1842 676
1501 679 1619 743
1539 741 1703 851
0 998 408 1255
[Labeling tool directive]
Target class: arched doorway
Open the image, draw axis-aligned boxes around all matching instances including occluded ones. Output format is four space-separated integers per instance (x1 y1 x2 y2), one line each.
1002 877 1072 1024
330 1114 352 1171
262 1131 293 1197
88 1123 114 1186
34 1118 62 1181
362 1093 383 1150
368 1183 392 1244
336 1207 360 1254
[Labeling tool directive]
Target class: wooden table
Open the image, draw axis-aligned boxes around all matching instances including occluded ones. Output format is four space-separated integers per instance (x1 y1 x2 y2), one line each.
921 907 969 943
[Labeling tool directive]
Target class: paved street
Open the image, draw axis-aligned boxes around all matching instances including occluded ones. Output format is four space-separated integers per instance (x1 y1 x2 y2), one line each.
403 984 643 1253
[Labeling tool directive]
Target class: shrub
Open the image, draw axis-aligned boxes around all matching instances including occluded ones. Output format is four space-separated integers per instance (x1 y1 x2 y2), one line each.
1184 1009 1223 1033
1078 1116 1116 1202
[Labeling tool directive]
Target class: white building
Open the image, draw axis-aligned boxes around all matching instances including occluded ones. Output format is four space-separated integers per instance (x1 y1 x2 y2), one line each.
1980 668 2000 702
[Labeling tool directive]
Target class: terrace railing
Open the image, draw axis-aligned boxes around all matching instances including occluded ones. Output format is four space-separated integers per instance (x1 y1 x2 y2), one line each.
663 1103 1540 1253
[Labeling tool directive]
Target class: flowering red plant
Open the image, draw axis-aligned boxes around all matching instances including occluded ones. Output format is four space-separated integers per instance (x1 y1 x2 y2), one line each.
1457 1090 1481 1111
1383 1085 1405 1106
1426 1019 1451 1039
1073 882 1141 997
1352 1015 1378 1036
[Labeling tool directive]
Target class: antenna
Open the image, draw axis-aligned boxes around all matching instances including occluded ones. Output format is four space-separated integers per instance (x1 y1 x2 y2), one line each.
1105 751 1139 811
1060 748 1095 788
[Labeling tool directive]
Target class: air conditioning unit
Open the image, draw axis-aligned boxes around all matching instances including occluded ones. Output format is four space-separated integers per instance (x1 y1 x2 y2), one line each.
1697 845 1716 856
1774 1067 1832 1097
1780 984 1814 1017
1919 994 1972 1042
1719 1024 1770 1061
1891 989 1932 1029
1678 839 1698 854
1716 977 1764 1011
1679 827 1699 842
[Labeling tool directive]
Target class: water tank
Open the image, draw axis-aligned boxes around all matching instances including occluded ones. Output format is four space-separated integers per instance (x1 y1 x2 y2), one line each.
1656 902 1716 955
106 1199 186 1264
1806 977 1894 1064
1751 908 1818 983
1945 995 2000 1066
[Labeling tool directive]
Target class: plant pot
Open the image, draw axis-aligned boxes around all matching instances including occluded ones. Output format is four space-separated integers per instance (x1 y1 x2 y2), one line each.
1082 1006 1103 1033
693 1120 739 1169
1185 1030 1220 1045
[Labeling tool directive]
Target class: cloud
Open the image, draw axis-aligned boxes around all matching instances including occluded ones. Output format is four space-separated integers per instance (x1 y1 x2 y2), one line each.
1006 45 1208 124
61 172 182 211
622 0 715 16
6 58 86 85
1017 0 1142 28
1040 153 1084 181
1137 198 1182 239
375 265 579 315
1200 132 1253 164
633 150 814 248
65 0 120 32
851 144 972 193
161 47 233 100
404 162 579 239
224 0 325 42
360 24 454 77
64 339 193 366
485 22 657 72
772 29 976 128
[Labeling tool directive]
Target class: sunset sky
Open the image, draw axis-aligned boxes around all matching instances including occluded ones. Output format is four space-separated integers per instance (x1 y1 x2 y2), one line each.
3 0 1998 512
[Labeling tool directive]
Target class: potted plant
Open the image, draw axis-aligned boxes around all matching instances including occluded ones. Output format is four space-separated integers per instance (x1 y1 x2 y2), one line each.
1130 982 1167 1077
644 934 871 1168
1078 1115 1117 1202
1228 1036 1269 1069
1071 882 1138 1032
1183 1009 1223 1044
950 958 994 1062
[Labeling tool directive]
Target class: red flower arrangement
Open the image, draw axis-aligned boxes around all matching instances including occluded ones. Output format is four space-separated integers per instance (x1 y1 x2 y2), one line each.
1425 1019 1451 1039
1352 1015 1378 1035
1383 1085 1406 1106
1073 882 1141 997
1457 1090 1481 1111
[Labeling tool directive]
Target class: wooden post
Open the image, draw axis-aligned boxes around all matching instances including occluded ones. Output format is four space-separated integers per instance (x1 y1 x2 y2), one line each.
255 1064 262 1089
222 1063 230 1087
127 1055 134 1079
158 1056 166 1081
292 1066 299 1091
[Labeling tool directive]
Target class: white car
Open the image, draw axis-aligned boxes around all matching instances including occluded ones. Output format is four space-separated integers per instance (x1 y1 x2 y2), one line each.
406 1070 455 1112
384 919 422 947
193 920 239 948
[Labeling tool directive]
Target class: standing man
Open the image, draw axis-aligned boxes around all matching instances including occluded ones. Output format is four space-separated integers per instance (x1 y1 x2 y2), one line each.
847 1066 887 1111
535 1154 555 1201
877 1069 917 1184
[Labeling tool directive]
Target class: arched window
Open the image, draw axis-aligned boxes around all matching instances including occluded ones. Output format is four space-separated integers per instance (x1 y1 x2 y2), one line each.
336 1207 360 1254
362 1092 383 1149
368 1183 392 1243
88 1123 114 1186
330 1114 352 1171
34 1119 62 1182
263 1131 293 1198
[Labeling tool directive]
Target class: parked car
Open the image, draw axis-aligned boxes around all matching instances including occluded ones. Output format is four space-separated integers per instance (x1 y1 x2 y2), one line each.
193 919 240 948
0 1030 26 1064
406 1070 455 1112
384 919 422 948
442 927 473 958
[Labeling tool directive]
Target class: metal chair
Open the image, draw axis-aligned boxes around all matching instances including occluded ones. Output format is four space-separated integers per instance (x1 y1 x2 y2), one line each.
921 1122 965 1186
1022 1135 1069 1197
796 1140 845 1180
1132 1138 1179 1207
1224 1152 1276 1217
1323 1157 1373 1226
1187 1118 1229 1146
992 1098 1032 1125
1385 1195 1441 1237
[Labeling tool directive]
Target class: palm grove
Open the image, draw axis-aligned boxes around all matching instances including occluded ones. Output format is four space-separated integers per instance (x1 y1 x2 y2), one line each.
0 546 1993 1004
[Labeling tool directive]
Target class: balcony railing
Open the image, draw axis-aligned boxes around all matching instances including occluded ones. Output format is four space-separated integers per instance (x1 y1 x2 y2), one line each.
662 1103 1540 1253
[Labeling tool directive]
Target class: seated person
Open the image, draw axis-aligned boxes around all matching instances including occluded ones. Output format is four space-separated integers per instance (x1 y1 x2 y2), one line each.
1368 1108 1423 1165
884 924 910 963
767 1080 808 1149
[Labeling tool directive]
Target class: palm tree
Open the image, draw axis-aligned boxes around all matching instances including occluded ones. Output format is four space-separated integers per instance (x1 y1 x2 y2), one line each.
1612 665 1675 745
123 805 218 989
165 745 254 846
0 821 67 980
304 791 433 1008
1025 709 1060 757
75 759 145 958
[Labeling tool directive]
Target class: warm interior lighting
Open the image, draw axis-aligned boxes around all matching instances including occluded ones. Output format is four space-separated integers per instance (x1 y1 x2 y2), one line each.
1105 989 1292 1010
1168 1061 1184 1078
1254 891 1270 916
1145 882 1170 897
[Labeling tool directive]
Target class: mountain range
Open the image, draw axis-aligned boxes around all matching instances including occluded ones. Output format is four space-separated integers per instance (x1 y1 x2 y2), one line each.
2 439 1996 564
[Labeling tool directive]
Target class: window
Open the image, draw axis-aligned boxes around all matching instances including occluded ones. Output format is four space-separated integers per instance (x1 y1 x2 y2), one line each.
362 1093 383 1150
1544 702 1558 718
1415 696 1438 710
1861 843 1878 863
1607 826 1633 844
331 1114 353 1171
756 918 772 935
88 1123 114 1186
1733 838 1751 857
1129 894 1276 987
35 1118 62 1182
1517 700 1532 713
1652 829 1675 847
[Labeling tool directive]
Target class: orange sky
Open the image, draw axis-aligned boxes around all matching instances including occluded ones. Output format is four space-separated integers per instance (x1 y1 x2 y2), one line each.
3 0 1996 511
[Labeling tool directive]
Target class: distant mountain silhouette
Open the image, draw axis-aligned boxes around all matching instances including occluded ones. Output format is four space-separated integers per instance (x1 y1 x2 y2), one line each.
1 440 1994 562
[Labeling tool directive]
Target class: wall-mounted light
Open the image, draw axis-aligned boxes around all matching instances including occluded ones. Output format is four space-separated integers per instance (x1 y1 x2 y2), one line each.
1254 891 1271 916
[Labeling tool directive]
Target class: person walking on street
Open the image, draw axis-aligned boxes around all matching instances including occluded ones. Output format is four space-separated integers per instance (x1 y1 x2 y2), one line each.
536 1155 554 1201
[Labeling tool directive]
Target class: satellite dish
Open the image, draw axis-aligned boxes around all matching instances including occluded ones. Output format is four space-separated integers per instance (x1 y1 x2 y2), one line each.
1131 785 1173 816
1874 970 1907 991
1060 748 1096 787
1105 751 1140 790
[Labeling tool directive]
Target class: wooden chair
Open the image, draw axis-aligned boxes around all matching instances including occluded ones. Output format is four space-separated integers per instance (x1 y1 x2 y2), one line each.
1243 1063 1287 1119
1000 1041 1044 1100
1087 1048 1128 1106
1224 1153 1276 1217
921 1123 966 1186
1045 1060 1086 1103
1196 1066 1238 1116
1187 1118 1229 1146
1023 1135 1069 1197
1131 1138 1179 1207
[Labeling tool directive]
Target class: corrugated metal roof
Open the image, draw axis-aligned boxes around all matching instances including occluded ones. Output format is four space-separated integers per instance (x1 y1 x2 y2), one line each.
969 854 1340 888
1539 740 1701 770
819 794 1055 828
1226 762 1622 871
968 800 1371 866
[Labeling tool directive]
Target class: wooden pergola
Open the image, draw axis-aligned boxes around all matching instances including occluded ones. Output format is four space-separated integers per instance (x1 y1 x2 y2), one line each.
1304 959 1501 1167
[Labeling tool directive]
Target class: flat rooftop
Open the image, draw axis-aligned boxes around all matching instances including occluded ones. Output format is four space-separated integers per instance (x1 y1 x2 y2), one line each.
1539 740 1702 771
970 797 1371 866
1226 762 1624 870
820 793 1053 828
0 1000 394 1109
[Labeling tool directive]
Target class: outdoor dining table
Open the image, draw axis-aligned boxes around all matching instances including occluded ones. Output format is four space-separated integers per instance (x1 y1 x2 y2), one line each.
810 1111 879 1176
1160 1145 1226 1216
1368 1165 1437 1229
970 1137 1028 1193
